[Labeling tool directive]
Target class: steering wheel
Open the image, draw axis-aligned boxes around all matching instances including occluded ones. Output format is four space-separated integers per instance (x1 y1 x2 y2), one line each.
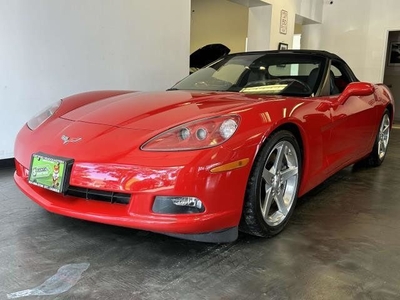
284 79 312 93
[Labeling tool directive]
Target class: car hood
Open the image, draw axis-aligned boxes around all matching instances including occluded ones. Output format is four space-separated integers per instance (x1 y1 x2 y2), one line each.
61 91 257 130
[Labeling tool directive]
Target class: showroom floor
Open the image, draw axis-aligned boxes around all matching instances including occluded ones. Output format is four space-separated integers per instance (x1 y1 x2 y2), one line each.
1 130 400 300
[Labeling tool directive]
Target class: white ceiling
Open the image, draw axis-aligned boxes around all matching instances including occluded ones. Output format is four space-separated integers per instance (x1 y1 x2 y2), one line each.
229 0 269 7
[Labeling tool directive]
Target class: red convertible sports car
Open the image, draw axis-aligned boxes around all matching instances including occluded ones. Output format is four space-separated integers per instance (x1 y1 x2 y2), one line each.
14 50 394 243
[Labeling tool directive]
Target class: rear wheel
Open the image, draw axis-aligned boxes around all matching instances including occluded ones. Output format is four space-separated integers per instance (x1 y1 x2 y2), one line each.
362 110 391 167
240 130 301 237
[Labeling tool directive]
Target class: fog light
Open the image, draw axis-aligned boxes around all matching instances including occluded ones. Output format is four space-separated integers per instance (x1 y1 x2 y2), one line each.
153 196 205 214
171 197 203 209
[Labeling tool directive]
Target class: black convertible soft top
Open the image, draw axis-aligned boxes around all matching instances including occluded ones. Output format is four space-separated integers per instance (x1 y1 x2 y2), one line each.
231 49 346 63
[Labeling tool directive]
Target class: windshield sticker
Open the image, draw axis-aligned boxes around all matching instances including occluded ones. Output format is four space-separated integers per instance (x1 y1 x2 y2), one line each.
240 84 288 94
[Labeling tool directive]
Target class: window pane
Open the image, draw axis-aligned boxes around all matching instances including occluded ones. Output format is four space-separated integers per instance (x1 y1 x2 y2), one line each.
331 65 342 76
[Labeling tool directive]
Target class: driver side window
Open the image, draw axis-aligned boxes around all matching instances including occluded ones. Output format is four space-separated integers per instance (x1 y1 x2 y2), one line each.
330 62 352 94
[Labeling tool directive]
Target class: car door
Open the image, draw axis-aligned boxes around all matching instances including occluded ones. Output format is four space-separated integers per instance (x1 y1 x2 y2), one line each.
325 62 378 174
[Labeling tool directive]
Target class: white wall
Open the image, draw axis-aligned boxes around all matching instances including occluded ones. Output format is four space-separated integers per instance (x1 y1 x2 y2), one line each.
302 0 400 84
0 0 191 160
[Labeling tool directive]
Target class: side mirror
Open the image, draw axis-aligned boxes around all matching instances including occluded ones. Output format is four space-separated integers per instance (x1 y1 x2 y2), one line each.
338 82 375 105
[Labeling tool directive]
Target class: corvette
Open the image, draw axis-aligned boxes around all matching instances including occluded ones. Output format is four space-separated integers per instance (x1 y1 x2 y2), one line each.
14 50 394 242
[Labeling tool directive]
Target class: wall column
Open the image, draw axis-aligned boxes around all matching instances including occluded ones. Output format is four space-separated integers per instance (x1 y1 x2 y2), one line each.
247 5 272 51
301 23 322 49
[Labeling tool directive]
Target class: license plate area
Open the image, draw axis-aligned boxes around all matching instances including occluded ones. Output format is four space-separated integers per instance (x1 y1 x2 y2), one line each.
28 152 74 193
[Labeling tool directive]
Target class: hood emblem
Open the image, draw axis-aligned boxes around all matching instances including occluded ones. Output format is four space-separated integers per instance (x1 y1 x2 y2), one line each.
61 135 82 144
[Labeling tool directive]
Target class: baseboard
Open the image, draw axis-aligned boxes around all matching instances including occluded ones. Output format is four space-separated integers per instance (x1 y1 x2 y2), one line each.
0 158 15 169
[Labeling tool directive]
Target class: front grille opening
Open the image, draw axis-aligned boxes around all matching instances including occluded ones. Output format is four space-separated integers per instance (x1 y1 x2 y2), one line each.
65 186 131 205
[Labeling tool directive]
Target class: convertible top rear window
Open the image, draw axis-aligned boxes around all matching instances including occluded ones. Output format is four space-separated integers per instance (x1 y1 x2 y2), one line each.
172 53 326 96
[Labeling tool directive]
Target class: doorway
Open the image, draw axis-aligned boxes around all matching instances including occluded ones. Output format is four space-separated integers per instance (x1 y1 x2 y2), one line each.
292 23 302 50
383 30 400 121
190 0 249 55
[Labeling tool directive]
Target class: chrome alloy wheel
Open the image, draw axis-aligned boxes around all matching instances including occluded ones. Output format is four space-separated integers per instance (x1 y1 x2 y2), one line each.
260 141 299 227
378 114 390 160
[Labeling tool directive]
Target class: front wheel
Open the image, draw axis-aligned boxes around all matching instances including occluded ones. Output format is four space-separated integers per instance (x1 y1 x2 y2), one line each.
240 130 301 237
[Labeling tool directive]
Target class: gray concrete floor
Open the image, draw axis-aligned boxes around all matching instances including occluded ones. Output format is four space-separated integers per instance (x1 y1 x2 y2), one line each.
1 130 400 300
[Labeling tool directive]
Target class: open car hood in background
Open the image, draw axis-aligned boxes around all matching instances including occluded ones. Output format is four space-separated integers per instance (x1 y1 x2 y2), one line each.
190 44 230 69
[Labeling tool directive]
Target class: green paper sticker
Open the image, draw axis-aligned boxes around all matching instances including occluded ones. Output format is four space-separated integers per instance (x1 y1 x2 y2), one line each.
28 153 70 193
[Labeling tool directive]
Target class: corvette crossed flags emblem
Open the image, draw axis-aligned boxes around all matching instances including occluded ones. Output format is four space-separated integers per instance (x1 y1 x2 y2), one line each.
61 135 82 144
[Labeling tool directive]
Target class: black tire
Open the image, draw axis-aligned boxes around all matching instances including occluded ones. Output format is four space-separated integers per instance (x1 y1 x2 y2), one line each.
240 130 302 237
360 109 391 168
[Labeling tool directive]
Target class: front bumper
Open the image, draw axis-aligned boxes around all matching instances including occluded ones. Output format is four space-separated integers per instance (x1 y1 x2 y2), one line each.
14 157 249 242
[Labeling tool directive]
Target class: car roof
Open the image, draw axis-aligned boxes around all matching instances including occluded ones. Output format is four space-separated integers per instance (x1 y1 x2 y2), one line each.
229 49 345 62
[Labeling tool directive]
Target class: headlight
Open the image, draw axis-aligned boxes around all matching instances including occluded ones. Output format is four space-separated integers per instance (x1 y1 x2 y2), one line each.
141 115 240 151
27 100 62 130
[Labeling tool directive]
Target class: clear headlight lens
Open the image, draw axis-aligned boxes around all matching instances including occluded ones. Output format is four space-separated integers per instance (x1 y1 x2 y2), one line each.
220 119 239 139
27 100 62 130
141 115 240 151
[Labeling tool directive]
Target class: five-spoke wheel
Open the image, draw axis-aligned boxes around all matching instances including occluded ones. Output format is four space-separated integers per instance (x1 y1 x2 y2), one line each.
378 113 390 160
260 140 299 227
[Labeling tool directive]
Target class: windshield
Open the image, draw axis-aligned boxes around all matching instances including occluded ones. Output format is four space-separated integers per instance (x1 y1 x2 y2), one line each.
172 53 326 96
